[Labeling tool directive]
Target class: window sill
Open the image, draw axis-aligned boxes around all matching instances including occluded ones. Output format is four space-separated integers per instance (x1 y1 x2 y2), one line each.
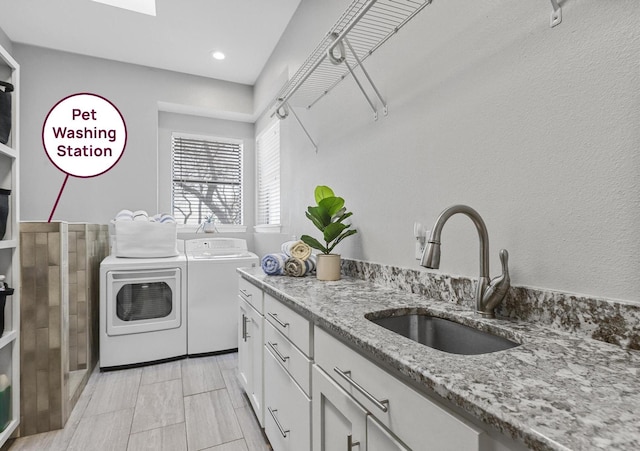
254 224 282 233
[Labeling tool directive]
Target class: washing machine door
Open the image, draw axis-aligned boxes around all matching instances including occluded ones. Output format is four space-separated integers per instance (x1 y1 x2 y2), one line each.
106 268 182 336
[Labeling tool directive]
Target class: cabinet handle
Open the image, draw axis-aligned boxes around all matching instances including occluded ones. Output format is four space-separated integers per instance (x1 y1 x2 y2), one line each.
267 341 289 363
239 289 252 298
268 312 290 328
267 407 290 438
347 434 360 450
242 314 250 342
334 367 389 413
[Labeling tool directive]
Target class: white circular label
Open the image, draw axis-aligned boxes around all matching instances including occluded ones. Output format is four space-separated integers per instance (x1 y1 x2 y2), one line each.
42 93 127 178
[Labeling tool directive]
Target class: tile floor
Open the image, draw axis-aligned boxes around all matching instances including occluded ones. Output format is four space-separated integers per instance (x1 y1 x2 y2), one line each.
6 353 272 451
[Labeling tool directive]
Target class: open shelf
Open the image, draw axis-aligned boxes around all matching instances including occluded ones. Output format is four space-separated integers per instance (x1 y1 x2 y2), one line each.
0 330 16 352
0 144 16 160
0 241 17 251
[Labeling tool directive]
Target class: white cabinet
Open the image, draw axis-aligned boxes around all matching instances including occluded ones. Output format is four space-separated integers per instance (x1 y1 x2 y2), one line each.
264 293 312 357
313 364 412 451
264 344 311 451
237 283 264 426
0 42 19 447
314 326 484 451
367 416 410 451
263 294 312 451
312 365 367 451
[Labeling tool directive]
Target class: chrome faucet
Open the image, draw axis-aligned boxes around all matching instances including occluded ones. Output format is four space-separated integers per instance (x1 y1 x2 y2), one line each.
420 205 510 318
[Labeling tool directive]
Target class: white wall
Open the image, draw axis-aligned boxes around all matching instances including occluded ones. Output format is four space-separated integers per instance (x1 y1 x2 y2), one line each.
15 44 253 224
256 0 640 303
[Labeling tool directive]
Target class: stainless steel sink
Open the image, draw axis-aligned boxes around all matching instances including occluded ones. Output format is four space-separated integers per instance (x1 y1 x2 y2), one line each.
366 313 520 355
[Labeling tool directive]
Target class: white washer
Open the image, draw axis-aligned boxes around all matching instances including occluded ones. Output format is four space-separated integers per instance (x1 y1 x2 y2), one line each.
99 254 187 369
185 238 258 355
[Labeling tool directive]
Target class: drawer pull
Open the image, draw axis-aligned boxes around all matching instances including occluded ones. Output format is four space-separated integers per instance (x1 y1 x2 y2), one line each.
239 288 252 298
268 312 290 328
348 434 360 449
267 407 290 438
267 341 290 363
334 367 389 413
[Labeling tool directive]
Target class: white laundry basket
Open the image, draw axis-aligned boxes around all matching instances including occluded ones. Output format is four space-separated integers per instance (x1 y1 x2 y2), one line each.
113 221 178 258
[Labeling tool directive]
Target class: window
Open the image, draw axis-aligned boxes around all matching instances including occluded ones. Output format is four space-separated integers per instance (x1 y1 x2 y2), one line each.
256 121 280 226
171 133 243 225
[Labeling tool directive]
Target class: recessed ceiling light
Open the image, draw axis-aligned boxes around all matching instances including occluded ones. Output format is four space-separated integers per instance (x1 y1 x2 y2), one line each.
92 0 156 16
212 51 226 61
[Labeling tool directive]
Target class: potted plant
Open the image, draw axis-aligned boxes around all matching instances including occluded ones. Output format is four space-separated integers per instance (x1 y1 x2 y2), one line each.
301 185 357 281
202 215 216 233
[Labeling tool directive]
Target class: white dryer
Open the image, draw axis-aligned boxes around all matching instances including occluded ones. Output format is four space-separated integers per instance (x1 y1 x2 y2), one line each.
99 254 187 369
185 238 258 355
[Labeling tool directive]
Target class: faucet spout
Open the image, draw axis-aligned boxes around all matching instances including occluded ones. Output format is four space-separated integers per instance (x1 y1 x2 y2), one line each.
420 204 509 318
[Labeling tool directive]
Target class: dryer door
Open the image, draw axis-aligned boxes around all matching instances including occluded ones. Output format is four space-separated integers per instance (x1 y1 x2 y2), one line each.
106 268 182 336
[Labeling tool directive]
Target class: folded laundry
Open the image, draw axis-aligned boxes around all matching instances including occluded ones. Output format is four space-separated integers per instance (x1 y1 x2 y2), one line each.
284 256 316 277
133 210 149 221
281 240 312 261
115 210 176 224
159 213 176 224
261 253 287 275
115 209 134 221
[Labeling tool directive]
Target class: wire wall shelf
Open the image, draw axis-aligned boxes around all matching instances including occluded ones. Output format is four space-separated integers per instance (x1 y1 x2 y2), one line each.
272 0 431 124
269 0 563 150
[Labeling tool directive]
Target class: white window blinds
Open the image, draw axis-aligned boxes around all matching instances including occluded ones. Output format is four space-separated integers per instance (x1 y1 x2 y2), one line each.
171 133 243 225
256 121 281 226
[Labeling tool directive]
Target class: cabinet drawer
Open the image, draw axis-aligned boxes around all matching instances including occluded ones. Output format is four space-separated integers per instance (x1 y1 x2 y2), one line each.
314 326 483 451
265 294 312 357
264 345 311 451
265 320 311 396
239 277 264 313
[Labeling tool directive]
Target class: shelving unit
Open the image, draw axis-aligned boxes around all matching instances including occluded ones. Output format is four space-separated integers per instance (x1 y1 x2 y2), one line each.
0 41 20 446
268 0 564 149
266 0 431 148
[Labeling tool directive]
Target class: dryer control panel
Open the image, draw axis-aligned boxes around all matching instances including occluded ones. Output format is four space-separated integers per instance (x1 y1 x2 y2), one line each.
185 238 250 257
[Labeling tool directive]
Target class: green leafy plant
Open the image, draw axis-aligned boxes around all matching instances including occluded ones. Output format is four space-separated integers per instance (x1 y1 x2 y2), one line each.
301 185 357 255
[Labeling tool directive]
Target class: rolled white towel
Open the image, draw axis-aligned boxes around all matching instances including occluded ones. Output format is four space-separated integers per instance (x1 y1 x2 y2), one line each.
281 240 312 261
115 209 134 221
133 210 149 221
261 253 287 275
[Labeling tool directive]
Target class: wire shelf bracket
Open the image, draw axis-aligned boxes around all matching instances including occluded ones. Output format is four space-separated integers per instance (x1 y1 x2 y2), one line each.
275 102 318 152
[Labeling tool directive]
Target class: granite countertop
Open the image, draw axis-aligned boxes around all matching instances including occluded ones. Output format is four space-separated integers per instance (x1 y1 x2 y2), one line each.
238 267 640 451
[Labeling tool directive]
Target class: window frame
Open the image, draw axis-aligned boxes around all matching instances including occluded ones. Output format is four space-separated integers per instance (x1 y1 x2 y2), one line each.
171 131 244 226
255 121 281 231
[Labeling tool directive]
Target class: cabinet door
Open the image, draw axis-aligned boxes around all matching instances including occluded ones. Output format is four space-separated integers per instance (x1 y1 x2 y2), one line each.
237 296 264 426
237 297 252 391
367 415 410 451
248 304 264 426
312 365 366 451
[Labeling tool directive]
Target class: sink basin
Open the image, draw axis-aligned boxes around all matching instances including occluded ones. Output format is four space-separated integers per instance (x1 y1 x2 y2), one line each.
366 313 520 355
